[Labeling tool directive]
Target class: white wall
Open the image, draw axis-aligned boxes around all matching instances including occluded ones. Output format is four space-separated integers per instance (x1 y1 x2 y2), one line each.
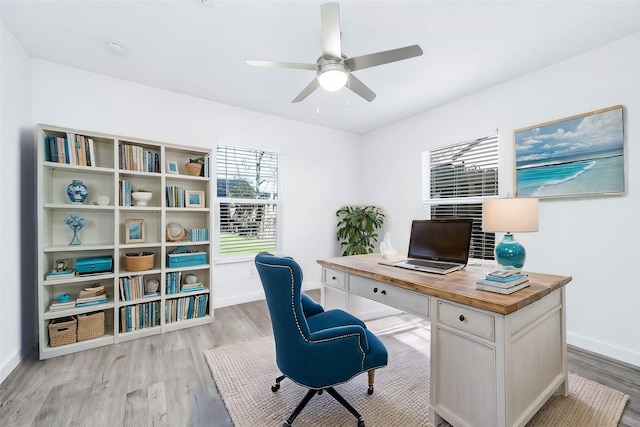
30 60 362 308
0 21 36 383
362 32 640 366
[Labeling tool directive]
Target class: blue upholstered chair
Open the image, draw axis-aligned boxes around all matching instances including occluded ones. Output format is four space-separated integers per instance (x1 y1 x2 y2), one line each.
254 253 388 427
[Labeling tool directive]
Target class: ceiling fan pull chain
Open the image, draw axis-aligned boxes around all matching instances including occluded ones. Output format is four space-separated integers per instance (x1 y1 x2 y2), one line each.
316 88 321 115
347 76 351 107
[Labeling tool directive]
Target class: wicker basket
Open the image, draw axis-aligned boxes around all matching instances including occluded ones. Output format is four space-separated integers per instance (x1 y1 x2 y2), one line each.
124 252 155 271
49 316 77 347
185 162 203 176
77 311 105 341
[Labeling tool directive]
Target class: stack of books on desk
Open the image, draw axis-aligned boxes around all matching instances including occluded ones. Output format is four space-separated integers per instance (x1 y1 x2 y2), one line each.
476 271 530 294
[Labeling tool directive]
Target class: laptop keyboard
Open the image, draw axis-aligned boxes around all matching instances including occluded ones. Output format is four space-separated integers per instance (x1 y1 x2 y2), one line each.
406 259 455 270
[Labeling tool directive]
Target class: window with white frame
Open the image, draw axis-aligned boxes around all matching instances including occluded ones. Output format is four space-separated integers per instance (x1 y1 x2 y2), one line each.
422 135 499 260
215 145 281 258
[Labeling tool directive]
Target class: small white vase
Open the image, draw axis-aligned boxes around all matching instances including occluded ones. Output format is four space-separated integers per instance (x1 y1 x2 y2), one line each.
131 191 152 206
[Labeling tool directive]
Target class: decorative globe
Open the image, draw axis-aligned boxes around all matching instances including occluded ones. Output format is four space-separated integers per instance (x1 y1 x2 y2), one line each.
184 274 198 284
67 180 88 204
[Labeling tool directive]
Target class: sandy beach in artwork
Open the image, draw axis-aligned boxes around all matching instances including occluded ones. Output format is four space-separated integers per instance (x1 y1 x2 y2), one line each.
517 155 624 197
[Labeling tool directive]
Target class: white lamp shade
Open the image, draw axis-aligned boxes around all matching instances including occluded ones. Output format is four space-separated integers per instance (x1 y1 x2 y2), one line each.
482 198 539 233
317 69 348 92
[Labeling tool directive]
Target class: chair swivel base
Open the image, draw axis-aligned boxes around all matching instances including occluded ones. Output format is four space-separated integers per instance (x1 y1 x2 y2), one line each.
272 376 365 427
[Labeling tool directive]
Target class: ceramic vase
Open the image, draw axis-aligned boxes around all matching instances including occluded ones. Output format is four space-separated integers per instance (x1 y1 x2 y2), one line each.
67 180 88 204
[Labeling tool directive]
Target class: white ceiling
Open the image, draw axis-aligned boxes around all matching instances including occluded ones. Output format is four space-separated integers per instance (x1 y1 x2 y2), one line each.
2 1 640 135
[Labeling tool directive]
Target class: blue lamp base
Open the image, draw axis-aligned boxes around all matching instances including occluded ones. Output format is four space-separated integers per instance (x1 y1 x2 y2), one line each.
495 233 526 271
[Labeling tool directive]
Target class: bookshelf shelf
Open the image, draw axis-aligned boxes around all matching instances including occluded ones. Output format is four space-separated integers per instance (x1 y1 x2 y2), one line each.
37 124 213 359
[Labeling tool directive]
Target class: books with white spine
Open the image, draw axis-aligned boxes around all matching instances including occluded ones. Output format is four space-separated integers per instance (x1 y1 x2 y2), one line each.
476 274 529 289
476 281 531 294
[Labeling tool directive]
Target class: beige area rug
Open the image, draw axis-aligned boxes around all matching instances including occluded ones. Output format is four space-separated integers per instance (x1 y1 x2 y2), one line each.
205 328 629 427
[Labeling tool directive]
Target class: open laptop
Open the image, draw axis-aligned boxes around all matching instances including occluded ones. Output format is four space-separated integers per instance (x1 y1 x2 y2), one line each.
394 219 474 274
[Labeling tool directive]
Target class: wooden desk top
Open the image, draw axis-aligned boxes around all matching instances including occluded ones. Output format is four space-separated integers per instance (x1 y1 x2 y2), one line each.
317 254 572 315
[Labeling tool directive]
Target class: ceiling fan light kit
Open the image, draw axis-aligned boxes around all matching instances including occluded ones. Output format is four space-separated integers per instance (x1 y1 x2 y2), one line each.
247 2 422 103
317 57 349 92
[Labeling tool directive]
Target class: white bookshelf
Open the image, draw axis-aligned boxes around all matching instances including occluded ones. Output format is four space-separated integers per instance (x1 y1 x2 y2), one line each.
37 124 213 359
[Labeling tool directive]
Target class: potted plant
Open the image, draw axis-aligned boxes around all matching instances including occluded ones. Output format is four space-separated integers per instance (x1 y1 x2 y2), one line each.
336 206 385 256
131 188 152 206
186 156 205 176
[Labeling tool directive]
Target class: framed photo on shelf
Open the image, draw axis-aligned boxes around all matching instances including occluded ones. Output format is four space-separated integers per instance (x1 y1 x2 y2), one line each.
515 105 624 199
185 190 205 208
167 160 179 174
125 219 145 243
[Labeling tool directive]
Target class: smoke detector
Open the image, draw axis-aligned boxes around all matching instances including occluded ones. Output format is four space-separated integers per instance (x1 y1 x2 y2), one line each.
106 42 127 56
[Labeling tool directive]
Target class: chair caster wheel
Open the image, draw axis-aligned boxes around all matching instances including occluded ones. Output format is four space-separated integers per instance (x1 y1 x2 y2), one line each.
283 423 291 427
272 384 280 392
357 420 365 427
367 387 374 395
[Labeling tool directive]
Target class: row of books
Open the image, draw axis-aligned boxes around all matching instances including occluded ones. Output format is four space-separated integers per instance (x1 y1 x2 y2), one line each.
166 185 187 207
45 133 97 167
476 271 530 294
120 301 161 332
166 271 182 294
119 179 133 207
119 275 157 301
119 143 160 173
189 228 209 242
165 294 208 323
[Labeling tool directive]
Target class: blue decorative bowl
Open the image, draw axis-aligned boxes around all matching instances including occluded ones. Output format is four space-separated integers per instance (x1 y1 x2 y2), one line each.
67 180 88 204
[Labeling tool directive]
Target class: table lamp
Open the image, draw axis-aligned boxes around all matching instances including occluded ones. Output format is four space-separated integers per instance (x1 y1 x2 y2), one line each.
482 198 539 271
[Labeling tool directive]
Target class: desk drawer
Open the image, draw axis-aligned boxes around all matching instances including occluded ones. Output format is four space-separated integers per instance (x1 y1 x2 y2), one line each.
437 301 495 342
322 268 346 289
349 275 430 319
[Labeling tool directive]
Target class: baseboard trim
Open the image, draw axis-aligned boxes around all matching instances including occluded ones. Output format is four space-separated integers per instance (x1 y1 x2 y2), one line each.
567 332 640 368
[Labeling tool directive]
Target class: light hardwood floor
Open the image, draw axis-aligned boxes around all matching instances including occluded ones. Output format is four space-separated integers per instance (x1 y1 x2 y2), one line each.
0 290 638 426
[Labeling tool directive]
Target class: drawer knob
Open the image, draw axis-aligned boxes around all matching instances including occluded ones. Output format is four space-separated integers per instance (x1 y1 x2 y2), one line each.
381 290 387 295
332 276 337 281
459 315 465 322
373 287 378 293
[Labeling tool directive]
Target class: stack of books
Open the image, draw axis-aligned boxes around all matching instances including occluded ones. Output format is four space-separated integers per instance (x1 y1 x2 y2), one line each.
76 285 109 307
49 300 76 311
181 282 204 293
476 270 530 294
45 269 75 281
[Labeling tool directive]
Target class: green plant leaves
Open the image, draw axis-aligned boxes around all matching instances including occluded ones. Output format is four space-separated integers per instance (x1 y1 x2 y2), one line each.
336 206 385 256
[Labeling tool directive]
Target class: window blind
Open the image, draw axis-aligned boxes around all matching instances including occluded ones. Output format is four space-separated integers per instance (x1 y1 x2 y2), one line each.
422 135 499 260
216 145 280 257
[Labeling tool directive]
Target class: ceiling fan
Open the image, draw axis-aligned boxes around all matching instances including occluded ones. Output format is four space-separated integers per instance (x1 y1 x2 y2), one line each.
247 2 423 103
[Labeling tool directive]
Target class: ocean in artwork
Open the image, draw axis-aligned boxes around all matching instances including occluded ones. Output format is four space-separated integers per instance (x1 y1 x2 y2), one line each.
516 152 623 197
515 106 624 198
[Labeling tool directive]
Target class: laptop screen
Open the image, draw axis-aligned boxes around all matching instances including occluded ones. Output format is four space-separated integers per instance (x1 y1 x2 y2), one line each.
407 219 473 264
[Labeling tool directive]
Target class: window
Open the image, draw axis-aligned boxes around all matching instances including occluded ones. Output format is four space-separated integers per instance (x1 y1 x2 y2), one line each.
422 135 498 260
216 145 280 258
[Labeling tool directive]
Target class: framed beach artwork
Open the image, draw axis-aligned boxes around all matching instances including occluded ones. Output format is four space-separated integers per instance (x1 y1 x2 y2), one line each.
515 105 624 199
125 219 145 243
185 190 205 208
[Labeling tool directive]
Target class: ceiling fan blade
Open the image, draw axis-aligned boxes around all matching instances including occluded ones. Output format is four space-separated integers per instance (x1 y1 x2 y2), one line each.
292 78 320 103
321 2 341 59
346 45 423 71
246 60 316 71
347 74 376 102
